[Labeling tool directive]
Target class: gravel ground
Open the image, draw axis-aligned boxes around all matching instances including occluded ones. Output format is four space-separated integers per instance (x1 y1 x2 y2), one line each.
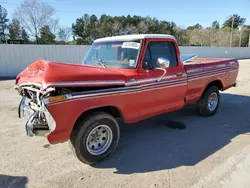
0 60 250 188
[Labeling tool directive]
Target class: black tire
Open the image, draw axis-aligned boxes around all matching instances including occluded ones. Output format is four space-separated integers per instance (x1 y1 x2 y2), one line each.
70 111 120 165
196 86 220 117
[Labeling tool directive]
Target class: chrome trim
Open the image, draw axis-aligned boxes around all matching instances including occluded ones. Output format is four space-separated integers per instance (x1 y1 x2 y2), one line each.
187 69 238 81
43 75 188 105
70 82 188 100
126 78 153 86
125 75 180 86
186 68 204 73
141 78 187 88
187 67 236 78
15 85 55 99
46 80 126 88
71 87 141 99
229 61 236 65
43 87 55 96
216 64 227 68
17 83 42 88
42 103 56 133
25 112 38 136
45 75 184 88
18 97 34 119
45 78 187 104
18 97 25 118
18 96 56 137
186 63 235 74
203 66 215 70
20 86 41 92
155 68 167 82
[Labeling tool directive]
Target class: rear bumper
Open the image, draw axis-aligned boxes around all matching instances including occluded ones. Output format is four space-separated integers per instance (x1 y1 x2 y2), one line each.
18 97 56 137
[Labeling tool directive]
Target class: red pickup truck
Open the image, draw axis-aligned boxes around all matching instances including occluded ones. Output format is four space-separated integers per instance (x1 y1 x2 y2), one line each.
15 34 239 164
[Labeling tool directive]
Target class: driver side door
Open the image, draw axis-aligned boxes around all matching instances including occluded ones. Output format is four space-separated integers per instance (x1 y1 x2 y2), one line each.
137 39 188 119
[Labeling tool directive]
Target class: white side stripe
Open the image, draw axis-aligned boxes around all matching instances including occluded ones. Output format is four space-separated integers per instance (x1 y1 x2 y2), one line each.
186 63 234 74
46 80 126 88
46 75 186 88
188 69 237 81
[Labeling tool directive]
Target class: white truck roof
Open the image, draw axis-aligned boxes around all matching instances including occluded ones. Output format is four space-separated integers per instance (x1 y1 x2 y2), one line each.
94 34 176 43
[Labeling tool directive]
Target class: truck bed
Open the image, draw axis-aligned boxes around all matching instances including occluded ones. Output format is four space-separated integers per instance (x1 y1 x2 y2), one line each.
183 57 239 104
184 58 238 76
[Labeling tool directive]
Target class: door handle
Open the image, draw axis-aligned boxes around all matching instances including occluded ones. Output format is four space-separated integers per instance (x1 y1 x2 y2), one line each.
176 72 183 76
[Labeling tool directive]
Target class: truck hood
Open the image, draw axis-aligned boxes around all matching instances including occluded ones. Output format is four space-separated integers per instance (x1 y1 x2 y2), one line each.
16 60 136 90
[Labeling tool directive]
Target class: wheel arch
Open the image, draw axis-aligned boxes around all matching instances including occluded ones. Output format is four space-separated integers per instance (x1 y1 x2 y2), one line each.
72 105 124 132
202 79 223 96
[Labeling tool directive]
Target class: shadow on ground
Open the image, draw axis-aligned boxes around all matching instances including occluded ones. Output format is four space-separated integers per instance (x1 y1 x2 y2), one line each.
94 93 250 174
0 174 28 188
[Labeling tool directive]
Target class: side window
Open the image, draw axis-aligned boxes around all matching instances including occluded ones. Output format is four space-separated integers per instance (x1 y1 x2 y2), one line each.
142 41 178 69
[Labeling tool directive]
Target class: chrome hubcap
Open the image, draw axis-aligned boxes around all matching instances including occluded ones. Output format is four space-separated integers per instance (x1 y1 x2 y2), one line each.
86 125 113 155
208 92 218 111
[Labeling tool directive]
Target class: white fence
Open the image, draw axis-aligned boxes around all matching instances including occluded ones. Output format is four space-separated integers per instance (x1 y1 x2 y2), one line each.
0 44 250 77
180 46 250 59
0 45 89 77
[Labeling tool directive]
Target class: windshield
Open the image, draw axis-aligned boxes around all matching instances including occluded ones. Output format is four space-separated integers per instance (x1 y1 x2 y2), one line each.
83 40 141 69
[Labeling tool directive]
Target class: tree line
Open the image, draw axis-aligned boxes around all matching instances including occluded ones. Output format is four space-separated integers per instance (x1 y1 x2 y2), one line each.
0 1 71 44
72 14 250 47
0 0 249 47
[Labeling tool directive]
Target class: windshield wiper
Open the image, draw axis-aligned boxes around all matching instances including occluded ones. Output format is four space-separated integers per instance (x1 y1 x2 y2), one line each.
95 59 106 68
95 62 106 68
82 60 88 64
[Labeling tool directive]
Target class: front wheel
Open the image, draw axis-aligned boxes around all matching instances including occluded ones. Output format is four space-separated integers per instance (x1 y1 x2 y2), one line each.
196 86 220 117
70 112 120 165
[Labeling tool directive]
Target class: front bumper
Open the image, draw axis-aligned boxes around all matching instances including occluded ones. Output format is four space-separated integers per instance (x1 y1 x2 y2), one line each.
18 97 56 137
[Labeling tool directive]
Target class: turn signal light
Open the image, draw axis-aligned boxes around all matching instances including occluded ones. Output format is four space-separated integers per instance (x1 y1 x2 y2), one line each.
48 95 67 102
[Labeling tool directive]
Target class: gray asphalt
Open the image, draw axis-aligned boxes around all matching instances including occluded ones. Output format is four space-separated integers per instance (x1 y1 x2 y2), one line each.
0 59 250 188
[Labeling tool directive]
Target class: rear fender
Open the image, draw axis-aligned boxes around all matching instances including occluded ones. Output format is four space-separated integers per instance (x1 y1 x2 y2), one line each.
202 78 224 95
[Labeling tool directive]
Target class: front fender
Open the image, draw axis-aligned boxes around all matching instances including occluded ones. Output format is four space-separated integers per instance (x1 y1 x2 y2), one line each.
45 98 128 144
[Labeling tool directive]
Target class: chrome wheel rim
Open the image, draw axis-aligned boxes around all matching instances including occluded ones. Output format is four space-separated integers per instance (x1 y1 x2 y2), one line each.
86 125 113 155
208 92 218 111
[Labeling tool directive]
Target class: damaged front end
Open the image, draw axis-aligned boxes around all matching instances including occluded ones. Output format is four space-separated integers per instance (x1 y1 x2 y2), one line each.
15 84 56 137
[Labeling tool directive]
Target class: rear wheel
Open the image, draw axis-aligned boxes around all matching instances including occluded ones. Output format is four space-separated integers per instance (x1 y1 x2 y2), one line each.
196 86 220 117
70 112 120 165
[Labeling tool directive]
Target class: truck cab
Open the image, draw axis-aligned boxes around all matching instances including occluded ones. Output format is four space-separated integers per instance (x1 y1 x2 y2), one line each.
82 34 188 119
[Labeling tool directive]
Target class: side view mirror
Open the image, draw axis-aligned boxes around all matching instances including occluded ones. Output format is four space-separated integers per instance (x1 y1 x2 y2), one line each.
156 57 170 69
155 57 170 82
